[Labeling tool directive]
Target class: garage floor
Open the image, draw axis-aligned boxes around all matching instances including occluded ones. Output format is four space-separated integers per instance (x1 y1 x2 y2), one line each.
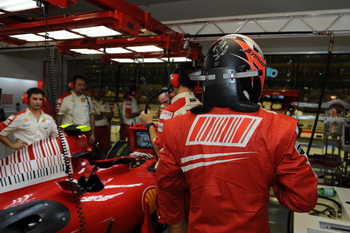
160 197 291 233
269 196 290 233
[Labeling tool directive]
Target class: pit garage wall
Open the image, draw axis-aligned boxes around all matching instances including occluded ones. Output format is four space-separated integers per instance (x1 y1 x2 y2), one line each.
0 47 66 111
0 53 44 112
0 54 43 159
0 54 42 80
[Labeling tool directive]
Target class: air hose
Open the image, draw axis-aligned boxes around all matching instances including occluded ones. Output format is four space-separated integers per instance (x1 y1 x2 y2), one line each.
40 1 86 232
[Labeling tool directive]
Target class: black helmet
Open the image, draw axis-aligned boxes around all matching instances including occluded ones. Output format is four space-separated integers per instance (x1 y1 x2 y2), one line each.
190 34 277 114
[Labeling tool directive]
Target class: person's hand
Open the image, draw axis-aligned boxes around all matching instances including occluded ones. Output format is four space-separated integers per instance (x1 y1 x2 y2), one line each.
11 140 28 150
89 133 95 146
157 108 163 118
140 110 153 126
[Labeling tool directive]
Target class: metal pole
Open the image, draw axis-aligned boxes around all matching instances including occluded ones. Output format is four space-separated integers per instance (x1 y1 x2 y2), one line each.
307 32 334 155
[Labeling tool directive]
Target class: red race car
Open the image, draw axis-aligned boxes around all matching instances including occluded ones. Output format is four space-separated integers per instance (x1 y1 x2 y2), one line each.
0 124 162 233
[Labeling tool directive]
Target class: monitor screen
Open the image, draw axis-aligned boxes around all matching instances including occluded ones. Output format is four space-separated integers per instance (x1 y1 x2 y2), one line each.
135 131 153 149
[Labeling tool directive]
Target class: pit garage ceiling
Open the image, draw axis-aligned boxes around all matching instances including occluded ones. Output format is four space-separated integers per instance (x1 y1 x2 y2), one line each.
131 0 350 54
2 0 350 55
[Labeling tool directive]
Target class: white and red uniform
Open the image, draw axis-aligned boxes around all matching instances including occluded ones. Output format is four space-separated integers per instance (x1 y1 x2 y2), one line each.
155 92 201 149
123 95 140 126
92 98 112 152
156 107 318 233
57 91 94 126
0 108 58 145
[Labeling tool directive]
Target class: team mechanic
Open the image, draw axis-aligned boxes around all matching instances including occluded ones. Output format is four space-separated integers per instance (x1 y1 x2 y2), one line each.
140 68 201 156
156 34 318 233
0 87 58 150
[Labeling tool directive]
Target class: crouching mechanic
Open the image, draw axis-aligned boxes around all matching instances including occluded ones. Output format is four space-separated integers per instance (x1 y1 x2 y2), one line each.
0 87 58 150
156 34 318 233
139 69 201 156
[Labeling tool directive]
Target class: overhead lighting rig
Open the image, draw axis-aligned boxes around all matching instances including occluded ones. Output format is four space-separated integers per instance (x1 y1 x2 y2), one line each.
0 0 203 62
0 0 76 13
57 34 202 63
0 11 140 45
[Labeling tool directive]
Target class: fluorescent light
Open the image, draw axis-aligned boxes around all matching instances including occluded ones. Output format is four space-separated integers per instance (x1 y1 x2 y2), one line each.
136 58 164 63
161 57 192 62
71 26 122 37
9 33 46 42
70 49 103 54
38 30 84 40
126 45 163 52
0 0 38 12
102 47 132 54
111 58 135 63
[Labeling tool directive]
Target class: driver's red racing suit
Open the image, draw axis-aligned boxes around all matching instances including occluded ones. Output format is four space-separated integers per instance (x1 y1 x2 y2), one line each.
156 107 318 233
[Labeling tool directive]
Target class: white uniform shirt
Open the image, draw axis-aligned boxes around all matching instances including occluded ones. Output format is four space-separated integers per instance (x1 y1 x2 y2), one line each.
92 99 111 127
0 108 58 145
123 96 140 126
57 91 94 126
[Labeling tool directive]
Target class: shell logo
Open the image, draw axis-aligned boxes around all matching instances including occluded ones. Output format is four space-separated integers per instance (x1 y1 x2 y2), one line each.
23 118 28 122
142 186 156 214
42 118 46 122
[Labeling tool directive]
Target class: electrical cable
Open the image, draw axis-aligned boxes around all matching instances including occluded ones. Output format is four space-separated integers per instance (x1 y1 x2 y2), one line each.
140 77 149 102
318 195 342 218
142 55 171 156
144 87 171 114
113 64 122 103
97 63 106 87
309 195 342 220
40 1 86 232
310 203 337 219
134 63 142 87
144 48 173 113
307 32 334 155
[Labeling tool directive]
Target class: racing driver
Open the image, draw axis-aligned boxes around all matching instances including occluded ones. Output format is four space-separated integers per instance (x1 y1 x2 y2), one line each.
156 34 318 233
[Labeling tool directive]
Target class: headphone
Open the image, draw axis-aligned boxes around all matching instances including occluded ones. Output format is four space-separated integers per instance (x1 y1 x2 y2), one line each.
22 87 47 105
68 81 75 89
170 69 181 88
160 87 174 100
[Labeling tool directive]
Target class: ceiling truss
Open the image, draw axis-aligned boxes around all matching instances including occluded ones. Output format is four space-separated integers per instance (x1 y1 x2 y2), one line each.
166 12 350 39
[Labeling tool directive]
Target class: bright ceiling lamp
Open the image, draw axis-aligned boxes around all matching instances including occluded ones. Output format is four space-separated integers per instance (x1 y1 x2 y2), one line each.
70 49 103 54
71 26 122 37
135 58 164 63
0 0 38 12
111 58 135 63
126 45 163 53
161 57 192 62
101 47 132 54
9 33 46 42
38 30 84 40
